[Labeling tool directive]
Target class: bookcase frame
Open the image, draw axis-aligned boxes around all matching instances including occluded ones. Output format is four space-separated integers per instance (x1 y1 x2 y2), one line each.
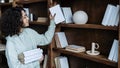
49 0 119 68
0 0 119 68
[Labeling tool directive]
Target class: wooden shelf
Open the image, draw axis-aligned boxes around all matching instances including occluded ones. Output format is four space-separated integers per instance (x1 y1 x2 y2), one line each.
16 0 47 4
53 48 117 67
29 21 49 25
60 23 118 31
0 3 12 6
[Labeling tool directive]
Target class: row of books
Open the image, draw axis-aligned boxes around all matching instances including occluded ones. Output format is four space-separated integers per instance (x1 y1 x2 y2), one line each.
49 4 120 26
24 8 48 22
24 8 34 22
0 0 13 3
108 39 118 62
49 4 73 24
24 4 73 24
101 4 119 26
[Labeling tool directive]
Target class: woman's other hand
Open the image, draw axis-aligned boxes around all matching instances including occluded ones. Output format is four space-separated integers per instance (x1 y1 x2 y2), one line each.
49 14 56 20
40 55 44 63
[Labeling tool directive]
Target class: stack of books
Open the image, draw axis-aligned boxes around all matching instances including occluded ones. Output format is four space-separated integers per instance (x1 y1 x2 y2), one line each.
18 48 43 64
101 4 119 26
65 45 86 53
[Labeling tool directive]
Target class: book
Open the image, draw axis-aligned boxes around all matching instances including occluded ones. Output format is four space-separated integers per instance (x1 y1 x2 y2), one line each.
54 57 61 68
49 4 65 24
18 48 43 64
112 39 118 62
59 56 69 68
109 5 119 26
43 54 48 68
0 43 6 51
107 5 117 26
54 56 69 68
101 4 115 26
65 44 86 53
55 32 68 48
62 7 73 23
37 17 48 22
9 0 13 3
114 5 120 26
24 8 30 19
108 39 118 61
23 48 43 57
24 53 42 64
101 4 120 26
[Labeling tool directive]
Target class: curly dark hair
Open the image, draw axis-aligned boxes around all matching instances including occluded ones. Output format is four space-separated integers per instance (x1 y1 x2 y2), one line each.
0 6 25 37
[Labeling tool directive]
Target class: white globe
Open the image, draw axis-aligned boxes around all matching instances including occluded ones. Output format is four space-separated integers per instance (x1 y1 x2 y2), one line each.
73 11 88 24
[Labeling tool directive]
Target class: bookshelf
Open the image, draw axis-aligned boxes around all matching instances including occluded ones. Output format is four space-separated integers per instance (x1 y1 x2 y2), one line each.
49 0 119 68
0 0 119 68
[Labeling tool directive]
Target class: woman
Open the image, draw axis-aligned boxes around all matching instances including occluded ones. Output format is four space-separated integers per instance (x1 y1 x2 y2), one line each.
0 6 56 68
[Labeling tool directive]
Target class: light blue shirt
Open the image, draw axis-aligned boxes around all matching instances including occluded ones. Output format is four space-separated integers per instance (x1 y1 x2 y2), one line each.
5 20 56 68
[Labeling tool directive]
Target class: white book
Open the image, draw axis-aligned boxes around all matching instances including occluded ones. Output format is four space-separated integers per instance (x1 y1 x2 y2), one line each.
43 54 48 68
55 32 68 48
0 43 6 51
49 4 65 24
108 39 118 60
24 51 42 61
30 13 33 21
24 8 30 19
109 5 119 26
62 7 73 23
23 48 43 64
112 40 118 62
101 4 115 26
59 56 69 68
107 5 116 26
23 48 43 57
24 54 43 64
114 5 120 26
54 57 61 68
9 0 13 3
115 12 119 26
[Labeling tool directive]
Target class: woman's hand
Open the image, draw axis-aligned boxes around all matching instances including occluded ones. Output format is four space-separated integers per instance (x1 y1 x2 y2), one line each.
49 1 57 21
49 13 56 20
40 55 44 63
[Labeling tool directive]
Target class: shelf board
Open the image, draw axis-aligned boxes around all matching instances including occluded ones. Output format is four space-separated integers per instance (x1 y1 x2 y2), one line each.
53 48 117 67
0 3 12 6
60 24 118 31
30 21 49 25
16 0 47 4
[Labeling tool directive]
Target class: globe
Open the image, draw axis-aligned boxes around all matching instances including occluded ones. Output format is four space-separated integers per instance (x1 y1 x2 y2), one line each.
73 11 88 24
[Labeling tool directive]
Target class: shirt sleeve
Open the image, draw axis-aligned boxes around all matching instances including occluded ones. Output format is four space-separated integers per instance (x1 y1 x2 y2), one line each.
29 20 56 46
5 40 33 68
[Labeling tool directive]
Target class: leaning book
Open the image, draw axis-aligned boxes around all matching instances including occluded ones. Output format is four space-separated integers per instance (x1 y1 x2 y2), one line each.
55 32 68 48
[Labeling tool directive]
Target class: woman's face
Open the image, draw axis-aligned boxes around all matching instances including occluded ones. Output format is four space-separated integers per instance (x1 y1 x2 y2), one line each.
21 10 29 27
